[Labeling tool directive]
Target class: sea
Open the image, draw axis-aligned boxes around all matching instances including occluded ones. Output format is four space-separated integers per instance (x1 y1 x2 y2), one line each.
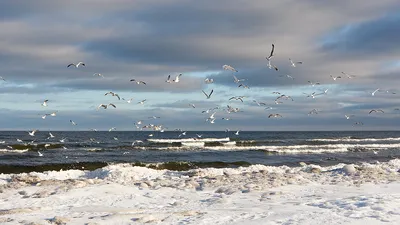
1 131 399 174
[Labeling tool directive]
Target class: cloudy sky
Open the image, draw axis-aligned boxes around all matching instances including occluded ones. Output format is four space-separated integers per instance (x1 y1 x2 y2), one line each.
1 0 400 131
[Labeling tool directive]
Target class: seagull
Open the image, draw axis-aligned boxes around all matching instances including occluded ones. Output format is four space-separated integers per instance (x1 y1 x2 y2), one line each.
330 75 341 81
223 65 238 72
308 81 320 86
109 127 116 132
303 92 317 98
208 112 217 119
354 122 364 126
221 117 231 120
173 74 183 83
49 132 55 138
108 103 116 108
272 92 281 95
253 100 266 106
208 118 216 124
165 75 172 83
229 96 245 102
267 60 279 71
42 100 49 107
238 84 250 89
235 130 240 135
196 134 203 138
44 144 50 149
233 75 245 84
16 139 23 143
341 72 356 79
50 111 57 117
264 106 273 111
178 131 187 137
308 109 319 115
130 79 146 85
28 129 37 137
345 114 355 120
268 113 282 118
369 109 384 114
371 88 380 96
70 120 77 126
97 104 108 110
37 151 43 157
266 44 275 60
202 89 214 99
280 74 294 80
41 114 49 119
59 138 66 143
105 92 120 100
138 99 147 105
93 73 104 78
90 128 98 132
289 58 303 67
148 116 160 119
67 62 85 68
204 78 214 84
189 103 196 108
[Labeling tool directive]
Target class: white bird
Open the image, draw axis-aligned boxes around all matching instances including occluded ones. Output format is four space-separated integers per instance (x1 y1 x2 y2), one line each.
268 113 282 118
223 65 238 72
330 75 341 81
108 103 116 108
28 130 37 136
202 89 214 99
235 130 240 135
148 116 160 119
37 151 43 157
42 99 49 107
178 131 187 137
267 60 279 71
308 81 320 86
97 104 108 110
233 75 245 84
44 144 50 149
189 103 196 108
289 58 303 67
59 138 66 143
371 88 380 96
341 72 356 79
109 127 116 132
308 109 319 115
93 73 104 78
113 137 119 140
221 117 231 120
165 75 172 83
125 98 134 103
196 134 203 138
70 120 77 126
130 79 146 85
41 114 49 119
173 74 183 83
50 111 57 117
16 139 23 143
238 84 250 89
138 99 147 104
49 132 55 138
345 115 355 120
204 78 214 84
67 62 85 68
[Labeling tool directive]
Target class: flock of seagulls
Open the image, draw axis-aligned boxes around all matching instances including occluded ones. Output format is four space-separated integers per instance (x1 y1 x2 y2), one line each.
1 42 397 157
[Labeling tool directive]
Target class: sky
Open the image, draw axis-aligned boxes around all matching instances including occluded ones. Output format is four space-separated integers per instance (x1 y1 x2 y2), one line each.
1 0 400 131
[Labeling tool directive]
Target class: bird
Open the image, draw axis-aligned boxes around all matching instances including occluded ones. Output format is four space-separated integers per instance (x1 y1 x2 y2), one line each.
49 132 55 138
50 111 57 117
289 58 303 67
229 96 246 102
42 100 49 107
253 100 267 106
369 109 384 114
138 99 147 104
221 118 231 120
108 103 116 108
59 138 66 143
204 78 214 84
341 72 356 79
67 62 85 68
233 75 245 84
308 109 319 115
97 104 108 110
37 151 43 157
280 74 294 80
148 116 160 119
109 127 116 132
173 74 182 83
223 65 238 72
202 89 214 99
189 103 196 108
267 60 279 71
371 88 380 96
93 73 104 78
165 75 172 83
130 79 146 85
238 84 250 89
235 130 240 135
266 44 275 60
105 92 120 100
178 131 187 137
272 92 281 95
70 120 77 125
268 114 282 118
28 130 37 136
354 122 364 126
308 81 320 86
345 115 355 120
330 75 341 81
196 134 203 138
41 114 49 119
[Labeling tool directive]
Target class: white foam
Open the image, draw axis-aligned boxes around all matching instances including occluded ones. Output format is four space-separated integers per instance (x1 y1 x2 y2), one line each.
0 149 29 153
310 137 400 142
147 137 230 143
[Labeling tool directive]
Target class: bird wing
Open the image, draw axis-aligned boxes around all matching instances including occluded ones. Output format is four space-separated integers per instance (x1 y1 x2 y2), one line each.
268 44 275 59
141 81 146 85
209 89 214 97
202 90 208 97
67 63 75 67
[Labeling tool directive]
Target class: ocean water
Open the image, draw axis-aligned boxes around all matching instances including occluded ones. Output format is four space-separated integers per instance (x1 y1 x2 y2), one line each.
0 131 399 173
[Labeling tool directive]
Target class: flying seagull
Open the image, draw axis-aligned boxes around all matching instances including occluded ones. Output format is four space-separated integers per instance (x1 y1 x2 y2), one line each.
105 92 120 100
233 75 245 84
267 60 279 71
173 74 183 83
371 88 380 96
369 109 384 114
42 100 49 107
308 81 320 86
130 79 146 85
289 58 303 67
189 103 196 108
67 62 85 68
235 130 240 135
223 65 238 72
28 129 37 137
268 113 282 118
266 44 275 60
330 75 341 81
138 99 147 104
70 120 77 126
165 75 172 83
341 72 356 79
93 73 104 78
345 114 355 120
202 89 214 99
238 84 250 89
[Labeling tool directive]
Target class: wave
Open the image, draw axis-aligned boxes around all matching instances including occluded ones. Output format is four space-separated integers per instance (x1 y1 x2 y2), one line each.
147 137 230 143
308 137 400 142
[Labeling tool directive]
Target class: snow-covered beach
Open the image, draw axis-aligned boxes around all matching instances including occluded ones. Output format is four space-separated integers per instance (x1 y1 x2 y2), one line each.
1 160 399 225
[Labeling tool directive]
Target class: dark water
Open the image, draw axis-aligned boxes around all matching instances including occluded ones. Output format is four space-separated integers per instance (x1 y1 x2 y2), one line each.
1 131 399 173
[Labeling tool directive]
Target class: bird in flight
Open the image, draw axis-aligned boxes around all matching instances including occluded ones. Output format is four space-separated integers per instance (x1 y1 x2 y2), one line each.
369 109 384 114
233 75 245 84
28 129 38 137
330 75 341 81
130 79 146 85
223 65 238 72
268 113 282 118
204 78 214 84
67 62 85 68
202 89 214 99
105 92 120 100
165 75 172 83
42 100 49 107
138 99 147 105
93 73 104 78
341 72 356 79
345 114 355 120
173 74 183 83
70 120 77 126
266 44 275 61
289 58 303 67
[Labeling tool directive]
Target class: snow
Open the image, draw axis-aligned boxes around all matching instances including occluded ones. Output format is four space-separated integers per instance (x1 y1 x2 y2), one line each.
0 160 399 224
